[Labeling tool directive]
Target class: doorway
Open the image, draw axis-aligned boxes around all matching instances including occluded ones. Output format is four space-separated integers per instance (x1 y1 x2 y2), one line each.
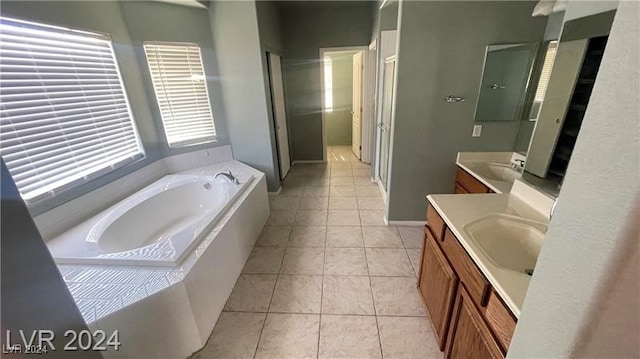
266 52 291 179
320 46 371 163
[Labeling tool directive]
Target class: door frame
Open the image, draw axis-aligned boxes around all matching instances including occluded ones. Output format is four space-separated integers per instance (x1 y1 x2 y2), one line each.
319 46 370 162
266 51 291 180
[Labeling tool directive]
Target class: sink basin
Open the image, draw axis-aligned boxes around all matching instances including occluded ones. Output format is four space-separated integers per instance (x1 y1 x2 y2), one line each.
463 214 547 275
465 162 522 183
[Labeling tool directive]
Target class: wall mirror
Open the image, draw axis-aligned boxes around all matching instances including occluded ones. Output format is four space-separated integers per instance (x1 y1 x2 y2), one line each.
523 10 616 197
474 43 538 122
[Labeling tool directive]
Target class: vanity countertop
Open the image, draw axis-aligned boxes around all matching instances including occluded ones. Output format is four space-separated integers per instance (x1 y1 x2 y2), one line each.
456 151 525 194
426 190 549 318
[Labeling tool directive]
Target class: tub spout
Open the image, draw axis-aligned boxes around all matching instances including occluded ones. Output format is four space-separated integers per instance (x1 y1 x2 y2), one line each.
215 170 240 185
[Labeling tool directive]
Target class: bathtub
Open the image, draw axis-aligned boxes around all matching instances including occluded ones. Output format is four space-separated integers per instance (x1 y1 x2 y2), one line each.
48 173 253 267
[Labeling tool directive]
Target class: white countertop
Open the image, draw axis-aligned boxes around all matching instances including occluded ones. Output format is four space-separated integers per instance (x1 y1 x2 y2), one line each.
426 192 549 318
456 162 513 194
455 152 525 194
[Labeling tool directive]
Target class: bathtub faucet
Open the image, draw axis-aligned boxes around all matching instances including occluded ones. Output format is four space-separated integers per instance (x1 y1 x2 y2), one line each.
215 169 240 185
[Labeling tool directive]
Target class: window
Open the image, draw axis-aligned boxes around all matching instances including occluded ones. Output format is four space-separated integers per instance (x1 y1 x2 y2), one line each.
529 41 559 120
143 42 216 148
0 17 144 205
323 56 333 112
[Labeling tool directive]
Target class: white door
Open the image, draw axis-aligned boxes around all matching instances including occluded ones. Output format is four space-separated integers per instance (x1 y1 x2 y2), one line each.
268 53 291 179
352 51 363 159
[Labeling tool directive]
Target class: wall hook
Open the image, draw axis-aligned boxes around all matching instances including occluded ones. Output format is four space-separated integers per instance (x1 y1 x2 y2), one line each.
444 95 465 103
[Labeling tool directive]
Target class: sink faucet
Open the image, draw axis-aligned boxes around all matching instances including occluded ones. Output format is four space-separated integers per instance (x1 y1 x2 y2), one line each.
215 169 240 185
511 159 525 173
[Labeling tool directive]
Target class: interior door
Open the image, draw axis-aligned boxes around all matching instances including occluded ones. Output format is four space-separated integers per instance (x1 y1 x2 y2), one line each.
267 52 291 179
377 57 396 190
352 51 363 159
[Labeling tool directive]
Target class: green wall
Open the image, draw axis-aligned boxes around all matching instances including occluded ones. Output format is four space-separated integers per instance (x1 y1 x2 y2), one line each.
280 1 374 161
388 1 547 221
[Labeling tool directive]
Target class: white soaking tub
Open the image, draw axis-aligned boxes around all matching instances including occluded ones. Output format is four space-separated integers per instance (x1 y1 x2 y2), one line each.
48 173 253 266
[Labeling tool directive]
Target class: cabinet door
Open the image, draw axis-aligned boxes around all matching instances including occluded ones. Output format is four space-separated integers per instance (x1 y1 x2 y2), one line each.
454 184 469 194
446 286 504 359
419 228 458 350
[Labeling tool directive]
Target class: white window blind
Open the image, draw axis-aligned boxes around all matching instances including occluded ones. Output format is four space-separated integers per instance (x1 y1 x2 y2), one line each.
534 41 559 102
323 57 333 112
143 42 216 148
530 41 559 120
0 17 144 205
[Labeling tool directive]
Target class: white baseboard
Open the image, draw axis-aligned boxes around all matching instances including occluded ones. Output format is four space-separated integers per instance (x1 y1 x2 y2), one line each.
293 160 326 164
268 186 282 195
388 220 427 226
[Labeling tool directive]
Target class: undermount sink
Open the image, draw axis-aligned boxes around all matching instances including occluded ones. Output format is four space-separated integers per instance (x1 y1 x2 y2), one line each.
463 214 547 275
466 162 522 183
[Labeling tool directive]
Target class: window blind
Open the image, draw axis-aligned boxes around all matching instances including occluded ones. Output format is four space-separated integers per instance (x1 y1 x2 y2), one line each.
0 17 144 205
143 42 216 148
534 41 559 102
323 57 333 112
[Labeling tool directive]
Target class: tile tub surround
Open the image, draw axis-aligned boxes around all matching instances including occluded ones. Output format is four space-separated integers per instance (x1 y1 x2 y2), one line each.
190 146 440 359
58 161 269 359
456 151 525 194
35 145 234 241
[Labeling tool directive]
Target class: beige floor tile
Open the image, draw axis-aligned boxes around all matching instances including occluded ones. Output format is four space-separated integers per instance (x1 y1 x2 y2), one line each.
288 226 326 247
269 196 300 210
242 247 285 274
295 209 328 226
352 169 371 177
327 210 361 226
398 226 425 249
196 312 266 359
351 161 371 169
306 177 331 187
356 185 382 197
322 276 374 315
357 196 385 209
326 226 364 247
330 169 354 177
303 186 330 197
354 176 377 186
365 248 415 277
256 226 291 247
363 226 403 248
330 185 357 197
330 163 353 170
319 315 382 359
255 313 320 359
330 176 355 186
281 247 325 275
407 249 422 277
299 196 329 210
324 247 369 275
370 277 427 316
377 316 440 358
224 274 277 312
269 275 323 313
279 183 304 197
328 196 358 210
266 210 296 226
360 210 386 226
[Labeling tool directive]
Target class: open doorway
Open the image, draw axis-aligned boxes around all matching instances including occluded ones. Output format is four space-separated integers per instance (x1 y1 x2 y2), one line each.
320 47 371 163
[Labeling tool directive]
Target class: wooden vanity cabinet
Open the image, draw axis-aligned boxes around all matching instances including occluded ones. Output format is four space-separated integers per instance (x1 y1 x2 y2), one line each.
446 287 503 359
420 205 516 358
455 166 494 194
419 227 458 350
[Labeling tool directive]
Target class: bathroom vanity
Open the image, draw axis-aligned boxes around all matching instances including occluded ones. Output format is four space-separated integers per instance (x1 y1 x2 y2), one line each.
419 181 551 358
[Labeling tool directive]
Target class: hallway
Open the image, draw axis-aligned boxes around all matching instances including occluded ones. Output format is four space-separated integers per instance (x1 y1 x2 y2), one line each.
192 146 439 358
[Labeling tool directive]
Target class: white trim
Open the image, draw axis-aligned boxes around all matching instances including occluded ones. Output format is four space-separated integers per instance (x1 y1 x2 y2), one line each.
388 221 427 226
268 186 282 196
319 46 370 163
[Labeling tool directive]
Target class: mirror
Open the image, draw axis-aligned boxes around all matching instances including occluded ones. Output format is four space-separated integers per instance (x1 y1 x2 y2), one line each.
523 10 616 197
474 43 538 122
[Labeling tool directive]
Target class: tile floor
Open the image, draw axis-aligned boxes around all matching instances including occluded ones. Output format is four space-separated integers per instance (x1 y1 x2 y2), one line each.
191 146 440 359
